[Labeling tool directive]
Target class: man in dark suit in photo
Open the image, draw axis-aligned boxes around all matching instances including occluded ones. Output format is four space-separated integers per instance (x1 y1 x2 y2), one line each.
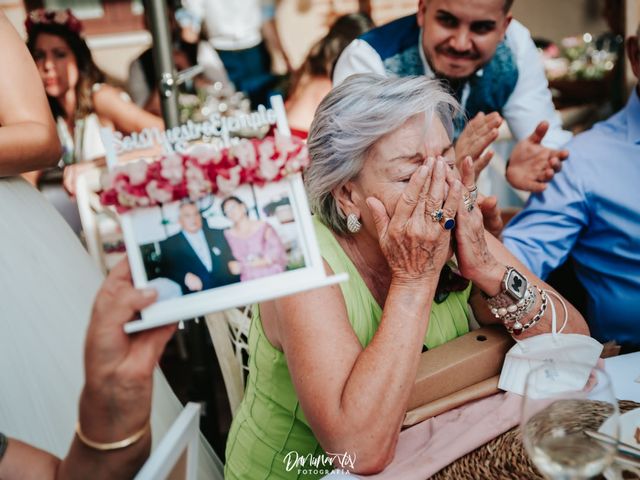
159 202 239 294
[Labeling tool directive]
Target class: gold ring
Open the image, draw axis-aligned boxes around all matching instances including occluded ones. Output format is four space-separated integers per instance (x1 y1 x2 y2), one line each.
430 208 444 222
440 216 456 230
468 185 478 202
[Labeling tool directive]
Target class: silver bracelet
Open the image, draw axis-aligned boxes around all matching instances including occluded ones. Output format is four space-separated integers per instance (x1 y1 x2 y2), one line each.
505 287 548 335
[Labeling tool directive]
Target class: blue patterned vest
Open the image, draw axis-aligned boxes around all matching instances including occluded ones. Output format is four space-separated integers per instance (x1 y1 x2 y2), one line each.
359 15 519 137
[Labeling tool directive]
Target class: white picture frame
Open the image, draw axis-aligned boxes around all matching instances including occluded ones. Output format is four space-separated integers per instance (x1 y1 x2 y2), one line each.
99 96 347 333
121 174 346 333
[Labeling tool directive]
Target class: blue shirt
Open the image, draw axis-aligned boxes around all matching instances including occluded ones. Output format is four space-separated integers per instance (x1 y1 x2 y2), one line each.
503 88 640 345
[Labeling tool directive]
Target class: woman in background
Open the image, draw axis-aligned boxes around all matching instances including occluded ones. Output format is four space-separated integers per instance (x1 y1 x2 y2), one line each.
27 9 163 164
221 196 288 281
25 9 163 232
285 13 374 137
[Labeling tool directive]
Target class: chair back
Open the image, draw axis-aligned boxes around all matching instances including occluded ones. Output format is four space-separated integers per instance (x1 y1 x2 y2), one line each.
204 307 251 416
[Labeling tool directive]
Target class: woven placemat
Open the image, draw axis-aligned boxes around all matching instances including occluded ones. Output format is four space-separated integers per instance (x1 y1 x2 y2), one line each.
432 400 640 480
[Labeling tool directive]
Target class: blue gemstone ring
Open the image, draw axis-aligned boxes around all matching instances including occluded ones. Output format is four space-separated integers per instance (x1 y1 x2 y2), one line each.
441 217 456 230
430 208 444 222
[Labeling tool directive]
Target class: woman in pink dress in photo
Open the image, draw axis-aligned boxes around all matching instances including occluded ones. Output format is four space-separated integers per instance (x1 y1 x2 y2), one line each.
221 196 288 281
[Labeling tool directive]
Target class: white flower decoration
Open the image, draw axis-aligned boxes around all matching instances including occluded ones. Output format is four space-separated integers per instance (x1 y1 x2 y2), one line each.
186 165 211 200
231 140 257 169
217 165 241 195
125 159 149 186
259 155 280 181
160 153 184 184
146 180 173 204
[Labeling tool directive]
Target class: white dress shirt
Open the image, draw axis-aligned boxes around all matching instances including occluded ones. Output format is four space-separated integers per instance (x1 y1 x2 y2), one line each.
181 0 275 51
183 229 213 272
333 19 572 148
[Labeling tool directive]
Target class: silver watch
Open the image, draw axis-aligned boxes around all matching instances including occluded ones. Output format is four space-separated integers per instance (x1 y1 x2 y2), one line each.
484 266 529 309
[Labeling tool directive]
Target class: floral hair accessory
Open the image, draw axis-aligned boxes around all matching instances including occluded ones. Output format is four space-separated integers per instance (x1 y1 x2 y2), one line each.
25 9 83 36
100 133 309 213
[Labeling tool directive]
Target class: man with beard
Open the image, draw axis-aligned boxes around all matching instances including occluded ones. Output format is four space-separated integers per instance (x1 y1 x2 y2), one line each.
333 0 569 193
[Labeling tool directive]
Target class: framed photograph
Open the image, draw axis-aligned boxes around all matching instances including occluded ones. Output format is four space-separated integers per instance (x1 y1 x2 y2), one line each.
121 174 345 333
99 96 347 333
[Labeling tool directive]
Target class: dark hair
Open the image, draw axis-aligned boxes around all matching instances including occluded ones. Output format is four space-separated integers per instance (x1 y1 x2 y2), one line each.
289 13 374 95
26 21 106 121
221 196 247 217
423 0 513 15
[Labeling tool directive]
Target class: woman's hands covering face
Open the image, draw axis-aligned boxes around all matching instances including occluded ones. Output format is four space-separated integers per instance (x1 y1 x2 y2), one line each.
366 157 462 286
451 156 501 282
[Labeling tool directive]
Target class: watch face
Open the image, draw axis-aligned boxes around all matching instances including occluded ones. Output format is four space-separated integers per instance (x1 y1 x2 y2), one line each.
505 268 527 301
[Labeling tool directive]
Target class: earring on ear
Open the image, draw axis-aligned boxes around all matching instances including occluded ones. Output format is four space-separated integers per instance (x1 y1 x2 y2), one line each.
346 213 362 233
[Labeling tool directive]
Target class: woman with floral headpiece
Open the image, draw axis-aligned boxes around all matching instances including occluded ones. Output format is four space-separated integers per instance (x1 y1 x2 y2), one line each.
25 9 164 231
26 8 164 161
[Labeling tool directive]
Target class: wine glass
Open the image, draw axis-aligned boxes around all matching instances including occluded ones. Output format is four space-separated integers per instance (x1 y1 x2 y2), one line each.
521 361 620 480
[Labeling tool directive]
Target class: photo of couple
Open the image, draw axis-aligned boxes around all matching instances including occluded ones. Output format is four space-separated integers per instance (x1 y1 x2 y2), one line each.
131 181 305 301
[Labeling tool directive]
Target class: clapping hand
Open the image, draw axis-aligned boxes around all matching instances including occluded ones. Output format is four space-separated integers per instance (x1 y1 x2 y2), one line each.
366 157 461 286
455 112 502 179
506 121 568 192
451 157 503 290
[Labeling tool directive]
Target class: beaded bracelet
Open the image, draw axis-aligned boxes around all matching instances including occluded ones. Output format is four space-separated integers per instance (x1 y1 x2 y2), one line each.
505 286 548 335
502 285 536 325
490 283 536 323
76 421 150 451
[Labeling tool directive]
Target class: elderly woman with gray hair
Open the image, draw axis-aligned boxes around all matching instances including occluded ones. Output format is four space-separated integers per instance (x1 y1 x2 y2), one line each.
224 74 589 479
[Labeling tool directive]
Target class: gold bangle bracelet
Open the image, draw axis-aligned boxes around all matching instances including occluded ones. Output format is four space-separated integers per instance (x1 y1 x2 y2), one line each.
75 421 150 451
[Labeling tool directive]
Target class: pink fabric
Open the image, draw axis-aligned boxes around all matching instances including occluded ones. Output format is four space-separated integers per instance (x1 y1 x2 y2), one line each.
355 392 522 479
224 222 288 281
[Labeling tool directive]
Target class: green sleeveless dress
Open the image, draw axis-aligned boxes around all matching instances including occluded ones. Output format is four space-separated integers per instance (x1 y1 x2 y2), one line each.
224 218 471 479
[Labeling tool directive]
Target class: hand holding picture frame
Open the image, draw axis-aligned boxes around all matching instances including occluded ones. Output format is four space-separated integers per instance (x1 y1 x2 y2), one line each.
99 96 347 333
